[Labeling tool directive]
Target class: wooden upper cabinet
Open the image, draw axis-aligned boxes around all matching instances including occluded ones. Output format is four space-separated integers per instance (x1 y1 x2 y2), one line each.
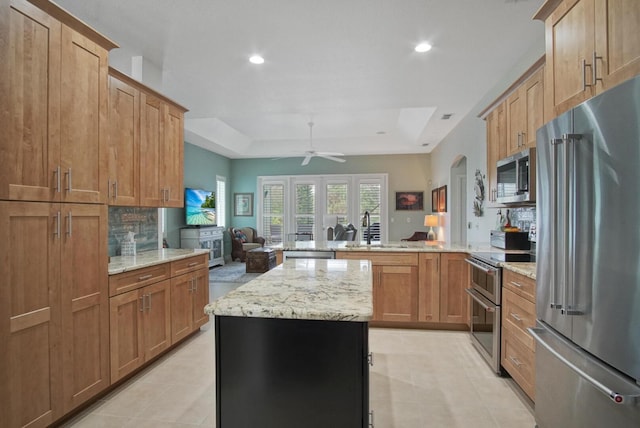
139 92 164 207
108 74 140 206
2 0 61 202
1 0 114 203
506 67 544 155
539 0 640 119
162 103 185 207
60 26 109 204
524 68 544 149
593 0 640 92
139 91 187 208
485 102 506 204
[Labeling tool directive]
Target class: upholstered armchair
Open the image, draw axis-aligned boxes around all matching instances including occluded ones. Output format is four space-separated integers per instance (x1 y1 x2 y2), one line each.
229 227 265 262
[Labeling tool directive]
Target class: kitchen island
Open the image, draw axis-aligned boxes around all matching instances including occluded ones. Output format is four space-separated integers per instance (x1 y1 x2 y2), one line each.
205 258 373 428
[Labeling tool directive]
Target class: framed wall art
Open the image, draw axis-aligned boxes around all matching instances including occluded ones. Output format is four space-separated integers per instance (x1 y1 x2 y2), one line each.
438 185 447 213
395 191 424 211
234 193 254 216
431 189 439 213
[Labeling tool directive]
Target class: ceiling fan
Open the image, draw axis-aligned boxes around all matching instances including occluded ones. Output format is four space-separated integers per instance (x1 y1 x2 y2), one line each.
280 121 346 166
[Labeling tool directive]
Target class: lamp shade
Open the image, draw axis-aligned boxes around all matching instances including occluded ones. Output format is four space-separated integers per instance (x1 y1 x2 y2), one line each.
424 215 438 227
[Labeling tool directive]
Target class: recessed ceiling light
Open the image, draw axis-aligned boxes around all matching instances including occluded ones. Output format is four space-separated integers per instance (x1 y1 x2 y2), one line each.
414 43 432 53
376 131 386 135
249 55 264 64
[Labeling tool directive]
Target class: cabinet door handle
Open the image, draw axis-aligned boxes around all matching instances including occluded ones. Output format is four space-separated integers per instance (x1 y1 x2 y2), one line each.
592 51 602 86
113 180 118 199
510 312 522 322
188 262 198 267
367 352 374 366
67 212 72 236
194 277 198 292
107 179 111 199
509 355 523 367
147 293 151 310
521 131 525 147
65 168 72 191
53 211 61 237
139 296 145 312
138 274 153 281
582 58 593 91
510 280 524 288
54 166 61 193
166 188 170 202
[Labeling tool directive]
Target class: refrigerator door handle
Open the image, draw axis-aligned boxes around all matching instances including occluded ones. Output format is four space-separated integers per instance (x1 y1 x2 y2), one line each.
549 137 564 310
529 327 640 406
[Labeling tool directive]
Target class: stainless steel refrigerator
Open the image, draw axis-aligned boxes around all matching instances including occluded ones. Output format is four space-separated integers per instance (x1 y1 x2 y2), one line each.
531 76 640 427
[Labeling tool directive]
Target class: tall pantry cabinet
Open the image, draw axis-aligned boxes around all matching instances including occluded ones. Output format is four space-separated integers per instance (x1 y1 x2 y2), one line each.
0 0 117 426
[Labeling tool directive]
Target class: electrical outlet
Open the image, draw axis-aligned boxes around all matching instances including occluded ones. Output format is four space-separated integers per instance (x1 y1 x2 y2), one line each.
407 217 411 223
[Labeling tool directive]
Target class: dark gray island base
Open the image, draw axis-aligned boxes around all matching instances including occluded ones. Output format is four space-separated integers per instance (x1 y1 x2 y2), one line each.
215 315 369 428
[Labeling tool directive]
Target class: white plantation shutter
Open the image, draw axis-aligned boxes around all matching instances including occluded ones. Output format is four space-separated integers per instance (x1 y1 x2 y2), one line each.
216 176 226 227
326 183 348 224
295 183 315 238
360 182 381 242
262 183 284 244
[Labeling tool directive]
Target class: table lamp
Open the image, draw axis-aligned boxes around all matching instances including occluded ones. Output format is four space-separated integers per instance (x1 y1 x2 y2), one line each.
424 215 438 241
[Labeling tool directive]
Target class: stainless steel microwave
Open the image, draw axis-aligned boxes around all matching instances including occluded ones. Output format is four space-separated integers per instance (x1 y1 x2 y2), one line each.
496 148 536 204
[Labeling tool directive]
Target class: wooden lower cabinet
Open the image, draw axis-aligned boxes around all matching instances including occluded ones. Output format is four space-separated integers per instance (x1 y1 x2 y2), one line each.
0 201 109 427
171 267 210 342
109 280 172 383
418 253 440 322
337 251 469 326
501 270 537 401
373 264 418 322
439 253 470 324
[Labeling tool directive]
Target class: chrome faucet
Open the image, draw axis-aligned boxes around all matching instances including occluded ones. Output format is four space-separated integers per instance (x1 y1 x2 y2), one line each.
362 211 371 245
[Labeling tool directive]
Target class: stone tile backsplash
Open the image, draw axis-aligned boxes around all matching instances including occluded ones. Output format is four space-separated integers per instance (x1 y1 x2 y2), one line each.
493 207 536 231
108 207 159 257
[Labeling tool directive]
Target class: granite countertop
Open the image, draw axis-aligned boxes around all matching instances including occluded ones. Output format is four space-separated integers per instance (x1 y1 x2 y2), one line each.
502 262 537 280
205 259 373 322
273 240 492 253
108 248 210 275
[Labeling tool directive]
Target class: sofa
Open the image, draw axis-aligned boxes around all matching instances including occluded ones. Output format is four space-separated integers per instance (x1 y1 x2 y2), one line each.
229 227 265 262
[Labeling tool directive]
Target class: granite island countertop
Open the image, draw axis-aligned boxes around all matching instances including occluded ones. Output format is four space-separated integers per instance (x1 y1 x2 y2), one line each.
205 258 373 322
108 248 210 275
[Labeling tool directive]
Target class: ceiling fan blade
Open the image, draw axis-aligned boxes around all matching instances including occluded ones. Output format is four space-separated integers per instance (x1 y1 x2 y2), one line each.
317 152 345 157
301 155 313 166
319 154 346 163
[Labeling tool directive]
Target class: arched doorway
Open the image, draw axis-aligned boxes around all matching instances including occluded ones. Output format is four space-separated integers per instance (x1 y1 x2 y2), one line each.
450 156 467 245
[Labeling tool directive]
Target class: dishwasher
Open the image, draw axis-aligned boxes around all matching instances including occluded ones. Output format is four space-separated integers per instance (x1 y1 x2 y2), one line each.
282 250 336 260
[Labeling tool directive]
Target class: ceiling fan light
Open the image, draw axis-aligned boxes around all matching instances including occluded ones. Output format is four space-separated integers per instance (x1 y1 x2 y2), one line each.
415 42 432 53
249 55 264 64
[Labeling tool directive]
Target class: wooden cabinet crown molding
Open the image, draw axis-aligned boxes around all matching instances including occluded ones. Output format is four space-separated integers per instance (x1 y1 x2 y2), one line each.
533 0 565 21
478 55 545 119
109 67 188 113
27 0 118 50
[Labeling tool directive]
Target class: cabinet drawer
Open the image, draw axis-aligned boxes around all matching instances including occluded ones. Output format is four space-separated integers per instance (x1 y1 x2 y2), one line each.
503 269 536 302
109 263 171 297
171 254 208 276
337 251 418 266
501 329 535 401
502 288 536 351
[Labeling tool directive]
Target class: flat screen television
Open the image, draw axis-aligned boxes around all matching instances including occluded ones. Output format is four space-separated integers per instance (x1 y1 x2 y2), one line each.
185 188 216 226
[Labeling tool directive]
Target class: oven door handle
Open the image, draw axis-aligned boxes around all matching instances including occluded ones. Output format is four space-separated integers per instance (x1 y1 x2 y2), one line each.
465 288 496 312
465 258 497 275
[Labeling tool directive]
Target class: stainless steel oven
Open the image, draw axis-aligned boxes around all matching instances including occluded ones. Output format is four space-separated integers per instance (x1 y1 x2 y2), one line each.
465 255 502 374
465 251 535 375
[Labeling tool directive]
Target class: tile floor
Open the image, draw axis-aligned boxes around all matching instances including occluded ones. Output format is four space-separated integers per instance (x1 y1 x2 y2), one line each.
62 282 535 428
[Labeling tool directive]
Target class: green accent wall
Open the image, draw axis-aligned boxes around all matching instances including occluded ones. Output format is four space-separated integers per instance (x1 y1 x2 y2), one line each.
164 143 231 248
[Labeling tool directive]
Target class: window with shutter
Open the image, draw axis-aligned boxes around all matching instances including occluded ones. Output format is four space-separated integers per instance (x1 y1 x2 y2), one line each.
262 183 285 244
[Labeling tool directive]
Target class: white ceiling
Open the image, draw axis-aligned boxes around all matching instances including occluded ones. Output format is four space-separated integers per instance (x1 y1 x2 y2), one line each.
55 0 544 160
